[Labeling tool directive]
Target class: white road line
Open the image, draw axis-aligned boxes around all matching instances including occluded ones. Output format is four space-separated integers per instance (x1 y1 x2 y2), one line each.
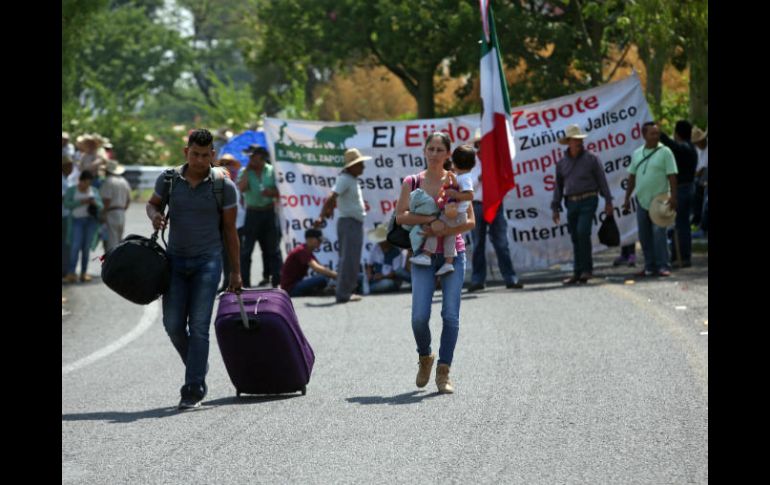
62 301 160 376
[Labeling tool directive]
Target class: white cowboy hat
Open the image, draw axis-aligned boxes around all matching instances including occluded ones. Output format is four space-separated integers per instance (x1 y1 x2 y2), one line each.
343 148 371 169
105 160 126 175
558 124 589 145
367 224 389 244
691 126 707 143
649 193 677 227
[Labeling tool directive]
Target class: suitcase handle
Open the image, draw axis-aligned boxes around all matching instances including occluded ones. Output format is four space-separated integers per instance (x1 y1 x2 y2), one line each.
236 294 264 331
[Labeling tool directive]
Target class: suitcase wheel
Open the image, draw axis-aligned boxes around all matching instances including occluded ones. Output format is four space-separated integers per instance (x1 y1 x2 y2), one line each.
301 386 307 396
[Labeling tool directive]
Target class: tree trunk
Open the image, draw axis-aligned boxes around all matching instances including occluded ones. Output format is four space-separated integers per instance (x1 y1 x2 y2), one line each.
688 40 708 125
416 70 435 119
638 44 666 119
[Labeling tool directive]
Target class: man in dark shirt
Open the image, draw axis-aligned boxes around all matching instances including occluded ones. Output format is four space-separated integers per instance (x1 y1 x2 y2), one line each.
281 228 338 297
146 129 241 410
659 120 698 267
551 124 614 284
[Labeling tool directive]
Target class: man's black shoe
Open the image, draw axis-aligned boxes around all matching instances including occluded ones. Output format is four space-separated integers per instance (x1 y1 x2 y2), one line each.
506 282 524 289
257 279 269 287
178 383 205 410
467 283 485 293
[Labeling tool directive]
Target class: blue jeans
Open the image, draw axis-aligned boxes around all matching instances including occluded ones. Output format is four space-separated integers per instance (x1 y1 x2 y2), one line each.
68 217 99 275
566 196 599 277
471 201 518 285
289 275 329 297
669 183 693 263
636 202 670 273
162 251 222 387
411 252 465 366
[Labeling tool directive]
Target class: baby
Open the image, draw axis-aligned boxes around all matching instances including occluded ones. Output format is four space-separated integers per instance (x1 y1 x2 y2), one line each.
410 144 476 276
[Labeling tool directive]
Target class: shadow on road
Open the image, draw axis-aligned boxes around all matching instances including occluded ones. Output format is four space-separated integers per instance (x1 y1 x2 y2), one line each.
345 390 442 406
61 406 196 423
61 395 298 423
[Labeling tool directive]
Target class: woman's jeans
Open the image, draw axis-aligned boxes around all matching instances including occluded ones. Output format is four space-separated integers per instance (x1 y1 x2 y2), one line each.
68 216 99 275
162 251 222 387
566 196 599 277
636 203 671 273
411 252 465 366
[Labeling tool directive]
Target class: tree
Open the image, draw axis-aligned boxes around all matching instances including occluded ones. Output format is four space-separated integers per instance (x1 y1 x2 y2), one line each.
73 4 191 113
250 0 480 119
62 0 109 105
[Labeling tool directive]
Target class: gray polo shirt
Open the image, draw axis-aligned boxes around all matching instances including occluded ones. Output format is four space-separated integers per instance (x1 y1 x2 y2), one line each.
551 149 612 212
153 166 238 257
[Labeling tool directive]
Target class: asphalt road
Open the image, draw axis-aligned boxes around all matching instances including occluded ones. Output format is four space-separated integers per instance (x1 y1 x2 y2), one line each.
62 204 708 484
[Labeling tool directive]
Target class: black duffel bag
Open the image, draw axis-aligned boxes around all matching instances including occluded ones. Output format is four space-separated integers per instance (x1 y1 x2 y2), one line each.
101 232 170 305
598 214 621 247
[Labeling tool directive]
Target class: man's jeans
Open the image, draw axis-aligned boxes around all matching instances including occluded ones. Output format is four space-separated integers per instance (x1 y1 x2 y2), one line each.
162 251 222 387
240 209 282 287
68 217 99 275
411 252 465 366
471 201 518 285
289 275 329 297
669 183 694 263
636 202 670 273
566 196 599 277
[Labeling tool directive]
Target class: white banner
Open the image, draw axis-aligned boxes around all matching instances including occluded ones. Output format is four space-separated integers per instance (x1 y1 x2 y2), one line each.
265 73 650 275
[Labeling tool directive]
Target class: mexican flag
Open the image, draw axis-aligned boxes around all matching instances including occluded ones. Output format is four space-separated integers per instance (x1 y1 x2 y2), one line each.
479 0 517 223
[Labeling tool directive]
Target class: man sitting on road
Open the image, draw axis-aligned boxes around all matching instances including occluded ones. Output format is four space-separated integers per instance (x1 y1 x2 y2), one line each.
280 228 338 297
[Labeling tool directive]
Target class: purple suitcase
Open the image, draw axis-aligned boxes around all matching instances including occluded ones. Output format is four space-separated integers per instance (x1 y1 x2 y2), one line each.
214 288 315 396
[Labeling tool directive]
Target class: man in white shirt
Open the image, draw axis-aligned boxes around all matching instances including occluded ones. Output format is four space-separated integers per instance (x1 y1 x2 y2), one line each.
315 148 370 303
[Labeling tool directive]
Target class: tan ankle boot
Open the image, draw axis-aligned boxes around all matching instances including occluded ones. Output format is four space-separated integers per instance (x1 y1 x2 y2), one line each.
435 364 454 394
416 353 435 388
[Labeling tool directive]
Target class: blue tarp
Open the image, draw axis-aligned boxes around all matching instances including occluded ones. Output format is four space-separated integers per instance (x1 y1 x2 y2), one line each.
218 130 268 165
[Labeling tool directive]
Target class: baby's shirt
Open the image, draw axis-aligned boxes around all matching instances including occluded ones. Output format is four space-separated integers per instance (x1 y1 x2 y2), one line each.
452 172 474 214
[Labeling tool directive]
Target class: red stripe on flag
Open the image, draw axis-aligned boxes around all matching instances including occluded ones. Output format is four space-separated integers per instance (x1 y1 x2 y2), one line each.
480 113 516 223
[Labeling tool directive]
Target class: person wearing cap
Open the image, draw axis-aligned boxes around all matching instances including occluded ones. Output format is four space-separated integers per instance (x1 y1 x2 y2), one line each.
217 153 247 292
364 224 410 294
690 126 708 233
99 160 132 251
551 124 614 284
280 228 338 297
659 120 698 267
238 144 282 288
314 148 370 304
622 121 678 277
468 131 524 292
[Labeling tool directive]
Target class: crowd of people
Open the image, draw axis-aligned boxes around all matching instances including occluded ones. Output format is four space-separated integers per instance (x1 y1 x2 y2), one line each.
62 120 708 404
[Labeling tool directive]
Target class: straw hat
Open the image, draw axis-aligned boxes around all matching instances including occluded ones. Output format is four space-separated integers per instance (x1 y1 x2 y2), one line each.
367 224 389 244
343 148 371 169
105 160 126 175
649 193 677 227
691 126 707 143
558 124 589 145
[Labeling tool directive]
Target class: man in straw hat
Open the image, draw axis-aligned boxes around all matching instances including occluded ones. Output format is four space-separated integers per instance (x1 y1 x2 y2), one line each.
622 121 678 277
365 223 410 294
99 159 132 251
314 148 371 303
551 124 614 284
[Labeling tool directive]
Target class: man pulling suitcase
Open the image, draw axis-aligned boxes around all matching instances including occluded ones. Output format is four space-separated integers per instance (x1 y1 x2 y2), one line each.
146 129 242 409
